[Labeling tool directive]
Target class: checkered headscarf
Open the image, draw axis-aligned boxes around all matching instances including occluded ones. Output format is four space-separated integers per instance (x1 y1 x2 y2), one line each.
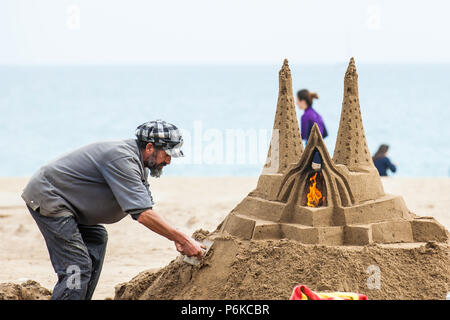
135 120 184 158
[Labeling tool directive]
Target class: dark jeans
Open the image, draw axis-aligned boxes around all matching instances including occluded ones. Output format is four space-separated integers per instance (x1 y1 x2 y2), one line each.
27 206 108 300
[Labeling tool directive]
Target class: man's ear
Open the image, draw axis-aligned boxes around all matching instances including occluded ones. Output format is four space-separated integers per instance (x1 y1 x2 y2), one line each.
145 142 155 154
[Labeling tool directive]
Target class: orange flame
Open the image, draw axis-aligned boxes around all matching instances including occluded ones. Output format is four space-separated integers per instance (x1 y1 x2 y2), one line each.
307 173 323 207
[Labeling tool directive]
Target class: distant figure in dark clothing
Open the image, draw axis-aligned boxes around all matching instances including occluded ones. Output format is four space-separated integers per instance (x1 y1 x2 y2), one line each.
296 89 328 169
372 144 397 176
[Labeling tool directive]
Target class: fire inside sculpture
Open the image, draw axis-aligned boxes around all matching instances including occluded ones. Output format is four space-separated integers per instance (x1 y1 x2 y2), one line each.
220 58 448 245
306 172 325 208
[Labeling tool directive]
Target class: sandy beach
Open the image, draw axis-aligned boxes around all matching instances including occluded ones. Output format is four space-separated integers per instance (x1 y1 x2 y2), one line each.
0 176 449 299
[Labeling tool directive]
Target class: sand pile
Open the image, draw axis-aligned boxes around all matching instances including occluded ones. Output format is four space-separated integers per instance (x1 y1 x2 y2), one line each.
0 280 51 300
114 230 449 300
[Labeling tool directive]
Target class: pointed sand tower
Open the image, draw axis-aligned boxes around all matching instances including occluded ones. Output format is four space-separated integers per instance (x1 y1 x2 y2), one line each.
333 57 373 171
331 57 385 204
250 59 303 200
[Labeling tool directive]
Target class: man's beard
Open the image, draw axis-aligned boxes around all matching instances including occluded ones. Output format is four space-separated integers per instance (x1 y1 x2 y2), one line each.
145 155 166 178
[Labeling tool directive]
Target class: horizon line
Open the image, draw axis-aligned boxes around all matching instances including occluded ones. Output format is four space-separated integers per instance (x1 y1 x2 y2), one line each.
2 61 450 67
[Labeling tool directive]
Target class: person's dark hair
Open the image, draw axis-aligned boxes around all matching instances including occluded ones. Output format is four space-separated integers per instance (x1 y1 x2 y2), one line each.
137 139 164 151
372 144 389 161
297 89 319 108
138 139 176 155
137 139 150 150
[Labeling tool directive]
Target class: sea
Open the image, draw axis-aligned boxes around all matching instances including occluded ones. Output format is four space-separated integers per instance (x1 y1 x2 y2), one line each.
0 63 449 177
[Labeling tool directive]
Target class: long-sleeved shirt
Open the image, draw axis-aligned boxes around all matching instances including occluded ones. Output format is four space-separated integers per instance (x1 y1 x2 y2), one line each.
373 157 397 176
301 107 328 141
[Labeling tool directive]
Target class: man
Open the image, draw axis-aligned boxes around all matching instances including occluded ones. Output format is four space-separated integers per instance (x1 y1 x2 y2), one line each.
21 120 205 300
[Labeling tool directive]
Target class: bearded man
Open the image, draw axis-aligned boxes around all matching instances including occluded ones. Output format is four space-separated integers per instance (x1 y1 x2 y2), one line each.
21 120 204 300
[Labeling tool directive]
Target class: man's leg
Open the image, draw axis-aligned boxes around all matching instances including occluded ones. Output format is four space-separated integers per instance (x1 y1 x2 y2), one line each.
78 224 108 300
27 206 93 300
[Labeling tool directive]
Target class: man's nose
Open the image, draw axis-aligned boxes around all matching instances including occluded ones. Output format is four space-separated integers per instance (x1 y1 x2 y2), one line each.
166 155 171 164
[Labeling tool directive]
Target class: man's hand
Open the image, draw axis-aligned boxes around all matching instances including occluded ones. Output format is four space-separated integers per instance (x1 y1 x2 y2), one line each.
175 237 206 259
137 209 206 259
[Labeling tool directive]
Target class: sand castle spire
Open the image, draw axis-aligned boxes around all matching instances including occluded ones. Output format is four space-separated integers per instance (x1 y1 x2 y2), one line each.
332 57 374 171
262 59 303 174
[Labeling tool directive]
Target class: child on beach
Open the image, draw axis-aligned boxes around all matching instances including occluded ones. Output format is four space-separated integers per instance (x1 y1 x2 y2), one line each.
296 89 328 169
372 144 397 176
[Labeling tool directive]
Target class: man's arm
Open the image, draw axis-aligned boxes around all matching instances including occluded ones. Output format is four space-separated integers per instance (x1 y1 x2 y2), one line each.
98 158 204 257
137 208 205 258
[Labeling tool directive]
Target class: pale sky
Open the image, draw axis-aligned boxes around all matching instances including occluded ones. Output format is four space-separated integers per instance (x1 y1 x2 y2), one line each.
1 0 450 64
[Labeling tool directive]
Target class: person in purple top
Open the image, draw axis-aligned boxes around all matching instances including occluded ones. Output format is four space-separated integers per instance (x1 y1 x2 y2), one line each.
296 89 328 168
372 144 397 176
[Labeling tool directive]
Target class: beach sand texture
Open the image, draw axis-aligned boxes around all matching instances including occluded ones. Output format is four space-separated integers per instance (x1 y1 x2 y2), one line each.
0 176 449 299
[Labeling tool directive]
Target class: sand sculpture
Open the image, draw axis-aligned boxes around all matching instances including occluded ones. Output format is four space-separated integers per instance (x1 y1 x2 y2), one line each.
114 58 449 300
220 58 448 245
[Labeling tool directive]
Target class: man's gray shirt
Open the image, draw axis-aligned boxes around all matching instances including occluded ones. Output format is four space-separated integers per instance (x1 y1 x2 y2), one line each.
22 139 153 225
